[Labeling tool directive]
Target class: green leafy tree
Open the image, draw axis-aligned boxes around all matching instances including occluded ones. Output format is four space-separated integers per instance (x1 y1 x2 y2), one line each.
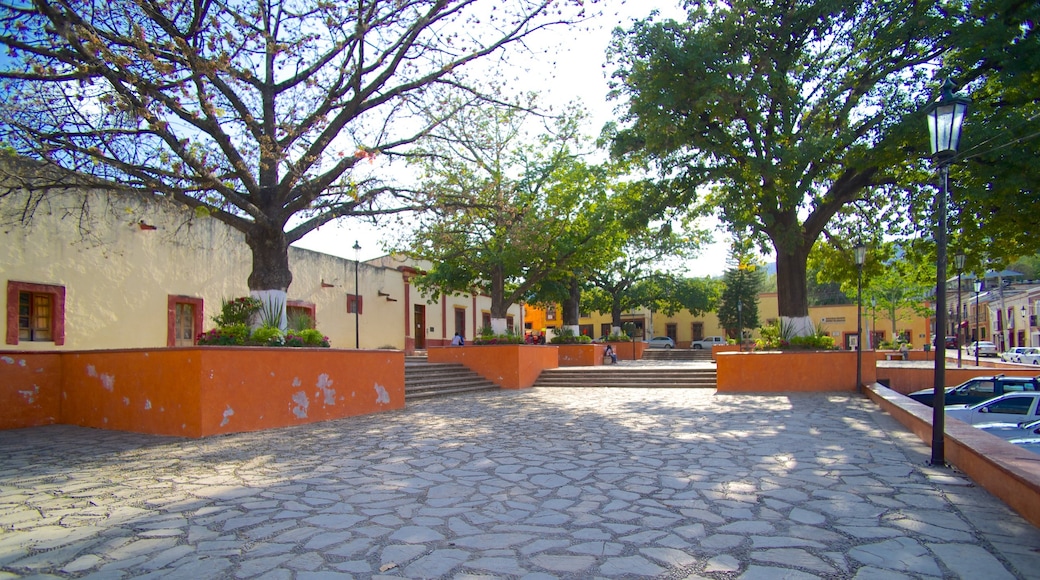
0 0 589 324
581 226 711 329
605 0 950 335
717 236 765 340
402 103 620 333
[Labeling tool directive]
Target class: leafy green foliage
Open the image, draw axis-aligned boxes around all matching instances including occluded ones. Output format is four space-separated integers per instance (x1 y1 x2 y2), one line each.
606 0 951 319
717 234 765 338
213 297 262 327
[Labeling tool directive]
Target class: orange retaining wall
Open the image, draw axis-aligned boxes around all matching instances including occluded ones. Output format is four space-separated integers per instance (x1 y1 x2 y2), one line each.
608 341 647 361
428 345 558 389
712 345 740 361
556 344 606 367
867 384 1040 528
876 364 1040 396
3 348 403 437
717 350 876 392
0 352 63 429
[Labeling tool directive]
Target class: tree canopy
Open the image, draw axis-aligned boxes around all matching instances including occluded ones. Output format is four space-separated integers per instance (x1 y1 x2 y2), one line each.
606 0 960 331
401 103 622 332
0 0 591 310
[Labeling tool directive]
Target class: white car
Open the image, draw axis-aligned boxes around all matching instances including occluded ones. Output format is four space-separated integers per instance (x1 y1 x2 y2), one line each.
1008 437 1040 455
945 392 1040 426
966 341 999 357
647 336 676 349
1001 347 1033 363
976 418 1040 440
1020 351 1040 366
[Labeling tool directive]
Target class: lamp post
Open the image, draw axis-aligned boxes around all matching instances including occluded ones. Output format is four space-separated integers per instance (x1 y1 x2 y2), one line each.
1022 305 1028 346
854 243 866 393
974 279 983 366
924 78 969 467
353 240 361 349
737 300 743 352
871 296 877 350
954 253 966 368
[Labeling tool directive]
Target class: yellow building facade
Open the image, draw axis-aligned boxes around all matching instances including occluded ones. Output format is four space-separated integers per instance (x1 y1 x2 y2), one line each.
529 292 931 349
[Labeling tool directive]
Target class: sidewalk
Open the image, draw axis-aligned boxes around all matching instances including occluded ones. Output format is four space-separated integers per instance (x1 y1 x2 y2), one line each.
2 387 1038 579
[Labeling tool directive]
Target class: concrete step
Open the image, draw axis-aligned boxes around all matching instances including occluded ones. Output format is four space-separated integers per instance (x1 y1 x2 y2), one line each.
404 360 499 399
642 349 714 361
534 367 717 389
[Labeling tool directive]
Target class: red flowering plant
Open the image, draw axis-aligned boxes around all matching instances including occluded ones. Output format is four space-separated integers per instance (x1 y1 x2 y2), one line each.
196 297 330 347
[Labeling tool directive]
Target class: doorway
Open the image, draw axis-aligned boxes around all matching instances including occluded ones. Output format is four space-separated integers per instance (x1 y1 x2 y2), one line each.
414 305 426 349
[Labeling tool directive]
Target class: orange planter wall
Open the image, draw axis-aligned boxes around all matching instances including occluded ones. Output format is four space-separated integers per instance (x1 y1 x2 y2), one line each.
608 341 646 361
428 345 558 389
875 365 1040 396
867 384 1040 528
717 350 876 392
556 344 606 367
0 352 63 429
4 348 403 437
712 345 740 361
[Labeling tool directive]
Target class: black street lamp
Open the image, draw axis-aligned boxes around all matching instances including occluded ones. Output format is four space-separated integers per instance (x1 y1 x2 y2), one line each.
854 242 866 393
924 78 969 467
974 278 983 366
353 240 361 349
737 299 743 352
955 253 966 368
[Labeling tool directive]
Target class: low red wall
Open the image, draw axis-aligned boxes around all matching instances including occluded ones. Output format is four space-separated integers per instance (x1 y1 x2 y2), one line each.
607 341 646 361
867 384 1040 528
556 344 606 367
4 348 404 437
428 345 558 389
0 352 63 429
712 345 739 361
876 365 1040 395
717 350 876 392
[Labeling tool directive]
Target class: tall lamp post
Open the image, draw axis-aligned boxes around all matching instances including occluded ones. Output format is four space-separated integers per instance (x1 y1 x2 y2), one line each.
737 300 743 352
974 279 983 365
955 253 966 368
924 78 969 467
1022 305 1028 346
353 240 361 349
854 242 866 393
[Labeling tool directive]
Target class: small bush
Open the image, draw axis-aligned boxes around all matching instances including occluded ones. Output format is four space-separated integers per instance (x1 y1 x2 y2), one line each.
197 323 249 346
214 297 261 327
250 325 284 346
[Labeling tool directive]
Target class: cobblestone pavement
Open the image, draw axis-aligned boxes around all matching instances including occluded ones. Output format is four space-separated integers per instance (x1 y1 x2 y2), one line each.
2 388 1039 579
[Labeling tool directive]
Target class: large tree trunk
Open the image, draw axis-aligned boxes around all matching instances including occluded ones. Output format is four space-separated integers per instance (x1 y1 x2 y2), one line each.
774 244 814 337
244 224 292 330
561 278 581 335
489 265 509 334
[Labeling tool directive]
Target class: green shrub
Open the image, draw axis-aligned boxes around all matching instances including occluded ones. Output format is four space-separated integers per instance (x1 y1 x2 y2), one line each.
549 328 592 344
213 297 261 327
286 328 330 347
250 325 284 346
196 323 249 346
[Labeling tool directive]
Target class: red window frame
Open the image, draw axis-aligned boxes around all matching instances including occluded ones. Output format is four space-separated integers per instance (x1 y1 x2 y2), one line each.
6 281 66 346
167 295 204 347
347 294 363 315
287 300 317 327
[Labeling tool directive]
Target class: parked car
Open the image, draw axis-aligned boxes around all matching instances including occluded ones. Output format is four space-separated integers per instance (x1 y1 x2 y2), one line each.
933 335 959 349
976 418 1040 441
1020 351 1040 366
647 336 676 349
1010 347 1040 364
945 392 1040 425
1008 437 1040 455
907 375 1040 407
1001 347 1033 363
690 336 726 349
966 341 999 357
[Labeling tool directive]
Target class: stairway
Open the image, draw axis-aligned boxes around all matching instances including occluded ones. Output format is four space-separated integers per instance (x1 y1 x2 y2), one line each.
642 348 714 362
533 365 717 389
405 356 500 399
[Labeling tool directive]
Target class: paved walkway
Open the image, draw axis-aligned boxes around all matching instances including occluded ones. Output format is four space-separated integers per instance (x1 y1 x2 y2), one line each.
2 387 1039 579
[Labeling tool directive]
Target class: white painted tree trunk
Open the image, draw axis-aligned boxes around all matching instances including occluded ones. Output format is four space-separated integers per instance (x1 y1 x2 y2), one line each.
783 315 815 338
490 317 508 335
563 324 580 337
251 289 287 331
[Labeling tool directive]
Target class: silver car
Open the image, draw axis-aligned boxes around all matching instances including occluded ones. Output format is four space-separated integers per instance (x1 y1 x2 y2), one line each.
966 341 998 357
946 392 1040 425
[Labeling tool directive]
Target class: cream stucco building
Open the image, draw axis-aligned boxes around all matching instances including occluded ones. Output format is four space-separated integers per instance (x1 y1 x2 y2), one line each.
1 165 519 353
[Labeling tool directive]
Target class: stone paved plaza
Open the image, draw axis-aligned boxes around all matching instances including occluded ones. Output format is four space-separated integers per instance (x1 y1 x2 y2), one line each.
1 387 1039 579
